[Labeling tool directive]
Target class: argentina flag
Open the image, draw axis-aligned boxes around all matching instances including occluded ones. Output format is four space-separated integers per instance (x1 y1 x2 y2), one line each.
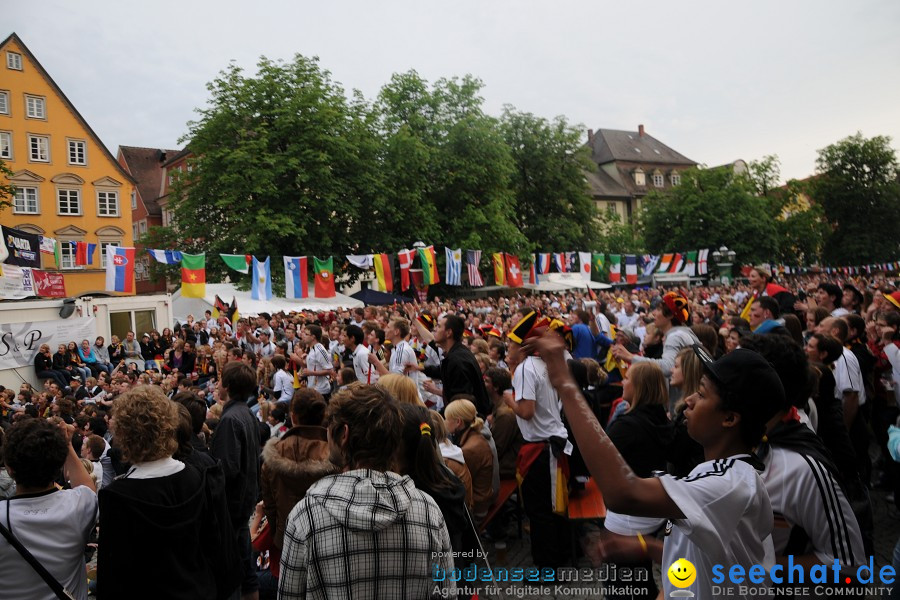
445 247 462 286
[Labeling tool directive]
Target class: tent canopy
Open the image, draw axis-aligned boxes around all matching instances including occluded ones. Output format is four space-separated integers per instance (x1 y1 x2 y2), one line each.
172 283 363 321
350 288 414 306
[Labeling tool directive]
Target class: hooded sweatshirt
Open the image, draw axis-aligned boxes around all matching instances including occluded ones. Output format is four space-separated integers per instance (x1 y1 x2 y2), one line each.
278 469 455 600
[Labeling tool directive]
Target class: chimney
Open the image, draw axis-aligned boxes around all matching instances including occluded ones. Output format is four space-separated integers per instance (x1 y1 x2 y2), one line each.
587 129 594 144
638 124 645 137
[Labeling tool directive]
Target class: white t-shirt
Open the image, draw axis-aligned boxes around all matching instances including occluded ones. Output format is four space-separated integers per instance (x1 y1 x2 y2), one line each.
273 369 295 402
512 356 568 443
0 486 98 600
759 446 863 567
389 340 418 375
833 347 866 406
884 343 900 405
306 343 333 395
352 344 375 384
659 456 775 600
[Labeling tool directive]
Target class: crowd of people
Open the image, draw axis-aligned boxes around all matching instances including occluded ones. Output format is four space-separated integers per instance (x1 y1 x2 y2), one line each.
0 267 899 599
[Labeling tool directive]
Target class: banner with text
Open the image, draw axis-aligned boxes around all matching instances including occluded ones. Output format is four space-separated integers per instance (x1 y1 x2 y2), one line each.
0 317 97 371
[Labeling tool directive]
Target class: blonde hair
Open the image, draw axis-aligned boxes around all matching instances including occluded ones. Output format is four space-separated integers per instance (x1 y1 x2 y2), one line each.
675 348 703 399
429 410 449 443
444 398 484 432
111 385 179 463
625 362 668 411
378 374 424 406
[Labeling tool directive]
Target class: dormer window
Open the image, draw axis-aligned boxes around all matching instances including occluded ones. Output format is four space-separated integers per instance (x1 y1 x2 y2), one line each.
670 171 681 186
652 170 664 187
633 168 646 187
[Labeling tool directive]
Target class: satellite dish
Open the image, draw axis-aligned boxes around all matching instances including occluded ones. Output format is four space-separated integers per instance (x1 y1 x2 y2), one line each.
59 298 77 319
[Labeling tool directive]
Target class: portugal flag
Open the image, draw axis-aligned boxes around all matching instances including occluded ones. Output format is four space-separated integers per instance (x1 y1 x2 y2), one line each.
181 253 206 298
314 256 336 298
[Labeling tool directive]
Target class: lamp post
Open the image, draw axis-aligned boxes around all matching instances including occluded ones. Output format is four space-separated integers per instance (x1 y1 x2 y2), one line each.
711 245 737 285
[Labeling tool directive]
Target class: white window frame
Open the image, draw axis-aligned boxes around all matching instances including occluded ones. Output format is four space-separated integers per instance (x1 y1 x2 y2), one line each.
652 173 664 188
0 131 11 159
13 186 39 214
28 134 49 162
671 172 681 186
6 52 22 71
132 224 139 240
59 240 82 270
138 220 148 236
67 139 87 165
24 95 46 120
0 91 9 115
97 190 119 217
130 190 137 210
633 169 646 187
99 242 121 269
57 188 82 215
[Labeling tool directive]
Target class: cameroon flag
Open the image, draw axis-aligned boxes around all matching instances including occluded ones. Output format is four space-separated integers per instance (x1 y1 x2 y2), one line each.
314 256 336 298
181 253 206 298
417 246 439 285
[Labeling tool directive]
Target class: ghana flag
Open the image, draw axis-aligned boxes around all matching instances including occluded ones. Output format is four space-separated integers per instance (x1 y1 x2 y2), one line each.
417 245 439 285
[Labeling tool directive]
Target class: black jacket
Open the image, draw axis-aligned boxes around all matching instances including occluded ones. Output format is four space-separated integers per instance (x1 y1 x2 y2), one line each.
210 400 260 528
607 404 674 478
424 342 491 416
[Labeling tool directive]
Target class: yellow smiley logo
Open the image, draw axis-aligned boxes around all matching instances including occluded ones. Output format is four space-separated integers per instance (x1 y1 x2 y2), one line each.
667 558 696 588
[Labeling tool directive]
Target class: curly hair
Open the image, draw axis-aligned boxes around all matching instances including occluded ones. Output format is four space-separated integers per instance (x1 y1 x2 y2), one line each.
4 419 69 488
112 385 179 463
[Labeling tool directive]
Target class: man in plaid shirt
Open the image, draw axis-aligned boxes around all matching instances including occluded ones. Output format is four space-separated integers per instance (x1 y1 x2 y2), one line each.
278 385 456 599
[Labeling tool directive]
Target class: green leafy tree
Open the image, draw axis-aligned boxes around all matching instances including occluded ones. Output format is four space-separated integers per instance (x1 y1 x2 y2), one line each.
500 107 598 251
0 159 15 213
594 210 644 254
813 132 900 264
642 166 778 264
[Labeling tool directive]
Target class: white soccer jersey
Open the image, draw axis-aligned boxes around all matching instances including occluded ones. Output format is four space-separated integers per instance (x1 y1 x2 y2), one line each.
760 446 863 567
511 356 568 443
833 347 866 406
352 344 376 384
389 340 418 375
659 456 775 600
306 343 333 394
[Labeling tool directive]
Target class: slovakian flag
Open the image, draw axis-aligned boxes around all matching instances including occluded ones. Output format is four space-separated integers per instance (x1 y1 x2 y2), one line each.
398 249 413 291
625 254 638 284
493 253 505 286
374 253 393 292
148 249 183 264
74 241 97 266
608 254 622 283
314 256 336 298
180 253 206 298
504 253 523 288
105 246 135 293
284 256 309 299
417 246 439 286
251 256 272 301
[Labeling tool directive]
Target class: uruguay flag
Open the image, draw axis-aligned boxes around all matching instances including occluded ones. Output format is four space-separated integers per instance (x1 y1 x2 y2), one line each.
105 246 135 293
147 249 183 264
283 256 308 299
252 256 272 301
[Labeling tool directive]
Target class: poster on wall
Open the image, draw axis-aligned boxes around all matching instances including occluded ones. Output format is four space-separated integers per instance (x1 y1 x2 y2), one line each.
0 317 96 371
0 265 36 299
32 269 67 298
2 225 41 268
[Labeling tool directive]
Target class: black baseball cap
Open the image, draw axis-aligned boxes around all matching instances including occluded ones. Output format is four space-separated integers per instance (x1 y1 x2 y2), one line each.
692 345 785 424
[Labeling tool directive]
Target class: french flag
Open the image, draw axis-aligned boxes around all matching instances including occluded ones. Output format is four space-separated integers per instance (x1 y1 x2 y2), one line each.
536 253 551 275
284 256 308 299
105 246 135 293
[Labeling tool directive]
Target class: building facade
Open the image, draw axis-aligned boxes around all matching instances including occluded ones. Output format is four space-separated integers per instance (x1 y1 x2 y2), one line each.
586 124 697 223
1 33 136 296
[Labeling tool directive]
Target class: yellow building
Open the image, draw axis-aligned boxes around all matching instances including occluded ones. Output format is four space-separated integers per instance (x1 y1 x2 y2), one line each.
0 32 135 296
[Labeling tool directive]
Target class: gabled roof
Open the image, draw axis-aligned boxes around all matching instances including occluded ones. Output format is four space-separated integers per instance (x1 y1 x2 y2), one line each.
585 169 631 199
118 146 181 215
589 127 696 166
1 33 136 185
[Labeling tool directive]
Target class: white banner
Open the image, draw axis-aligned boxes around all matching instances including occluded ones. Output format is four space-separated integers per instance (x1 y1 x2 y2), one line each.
0 264 35 299
0 317 97 371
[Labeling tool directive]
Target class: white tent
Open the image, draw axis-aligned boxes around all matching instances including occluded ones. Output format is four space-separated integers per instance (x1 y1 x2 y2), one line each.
544 273 612 290
172 283 363 321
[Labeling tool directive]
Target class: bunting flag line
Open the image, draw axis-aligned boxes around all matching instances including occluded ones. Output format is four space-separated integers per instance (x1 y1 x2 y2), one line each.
608 254 622 283
625 254 638 284
417 246 439 286
445 247 462 286
220 254 251 274
683 250 699 277
529 254 539 285
314 256 336 298
284 256 309 299
374 253 393 292
536 253 551 275
105 246 135 294
398 249 413 291
578 252 592 282
180 253 206 298
74 241 96 266
698 249 709 275
591 253 606 283
346 254 373 269
504 253 524 288
251 256 272 301
668 253 684 273
493 253 505 286
148 249 183 264
466 250 484 287
643 255 661 276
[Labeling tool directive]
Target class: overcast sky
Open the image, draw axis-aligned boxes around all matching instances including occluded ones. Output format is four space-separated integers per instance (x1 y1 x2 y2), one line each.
8 0 900 182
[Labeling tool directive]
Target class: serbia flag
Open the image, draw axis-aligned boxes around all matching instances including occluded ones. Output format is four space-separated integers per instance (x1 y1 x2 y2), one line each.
105 246 136 293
